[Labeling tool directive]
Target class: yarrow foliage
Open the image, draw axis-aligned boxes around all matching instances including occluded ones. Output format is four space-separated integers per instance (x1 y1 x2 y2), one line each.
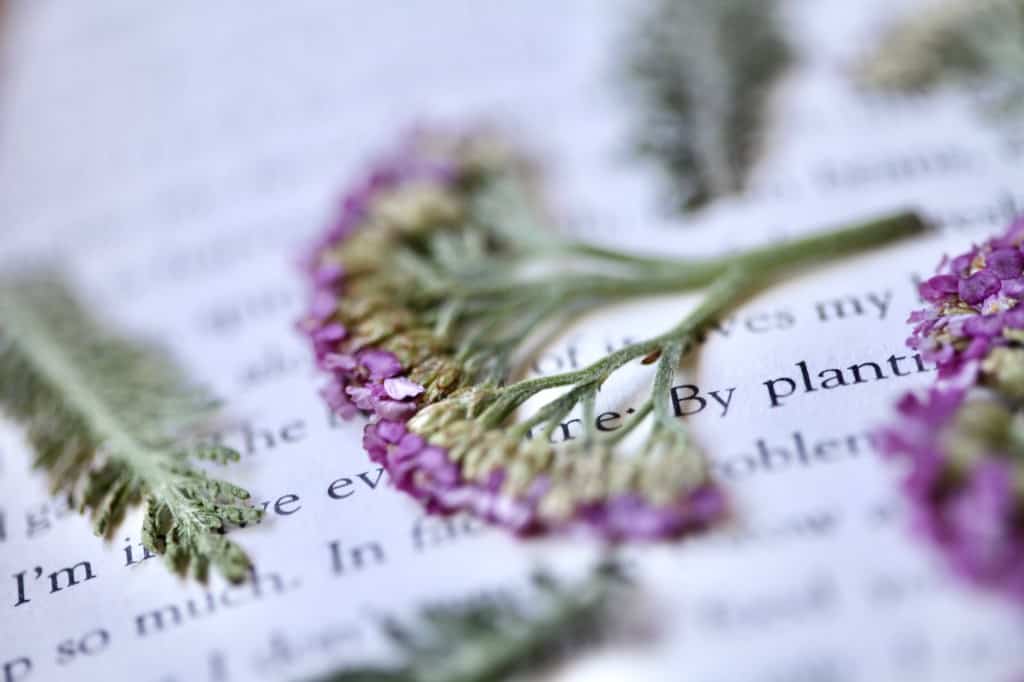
300 126 924 543
860 0 1024 118
314 561 628 682
883 218 1024 603
0 276 260 583
623 0 791 212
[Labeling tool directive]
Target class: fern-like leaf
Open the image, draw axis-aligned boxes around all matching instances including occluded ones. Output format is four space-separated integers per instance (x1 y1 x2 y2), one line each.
860 0 1024 116
0 274 260 583
312 561 628 682
623 0 791 212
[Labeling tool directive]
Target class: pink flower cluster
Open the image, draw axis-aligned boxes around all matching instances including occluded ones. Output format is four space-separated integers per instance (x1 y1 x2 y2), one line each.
884 217 1024 604
911 217 1024 378
298 133 457 423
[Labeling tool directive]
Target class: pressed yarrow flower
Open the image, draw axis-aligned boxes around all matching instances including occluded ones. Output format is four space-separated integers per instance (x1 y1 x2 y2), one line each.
300 126 926 541
881 388 1024 602
910 217 1024 381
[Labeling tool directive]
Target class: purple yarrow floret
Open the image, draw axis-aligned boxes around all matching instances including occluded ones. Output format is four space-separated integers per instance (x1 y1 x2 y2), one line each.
911 217 1024 379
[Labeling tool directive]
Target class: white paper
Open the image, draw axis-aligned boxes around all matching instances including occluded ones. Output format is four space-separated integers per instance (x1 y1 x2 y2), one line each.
1 1 1023 681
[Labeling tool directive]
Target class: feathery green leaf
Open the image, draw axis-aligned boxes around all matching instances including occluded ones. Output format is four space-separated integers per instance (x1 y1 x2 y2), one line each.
310 561 628 682
623 0 791 212
860 0 1024 116
0 274 260 583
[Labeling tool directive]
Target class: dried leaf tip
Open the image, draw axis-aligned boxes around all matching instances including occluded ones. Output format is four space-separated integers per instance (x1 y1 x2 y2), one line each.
0 274 260 584
859 0 1024 117
311 561 629 682
623 0 791 212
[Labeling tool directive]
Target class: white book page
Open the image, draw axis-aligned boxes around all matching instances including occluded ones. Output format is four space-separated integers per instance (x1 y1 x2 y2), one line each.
1 1 1023 681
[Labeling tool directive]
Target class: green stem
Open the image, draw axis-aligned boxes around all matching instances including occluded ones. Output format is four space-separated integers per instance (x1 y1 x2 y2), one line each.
554 239 694 271
481 267 752 428
652 339 686 431
479 209 926 429
604 398 654 445
732 211 926 272
454 211 925 302
464 190 928 437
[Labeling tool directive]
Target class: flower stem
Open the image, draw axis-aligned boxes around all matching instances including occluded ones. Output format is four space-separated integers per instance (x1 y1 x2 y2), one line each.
480 210 926 429
486 267 753 429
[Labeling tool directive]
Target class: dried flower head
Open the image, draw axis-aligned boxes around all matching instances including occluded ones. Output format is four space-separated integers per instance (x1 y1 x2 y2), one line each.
911 218 1024 380
883 216 1024 604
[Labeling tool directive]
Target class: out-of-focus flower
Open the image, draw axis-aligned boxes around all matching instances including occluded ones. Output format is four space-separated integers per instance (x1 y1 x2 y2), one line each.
884 216 1024 603
881 388 1024 602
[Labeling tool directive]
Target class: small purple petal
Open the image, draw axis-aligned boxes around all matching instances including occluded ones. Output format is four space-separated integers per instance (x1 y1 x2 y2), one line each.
313 323 347 344
393 432 427 459
1004 306 1024 328
988 248 1024 278
959 270 1001 305
309 291 338 320
1002 278 1024 299
314 262 345 287
373 398 418 421
376 420 407 444
359 350 403 379
383 377 425 400
962 336 991 361
951 252 975 277
919 274 959 302
963 314 1004 338
323 353 358 371
345 385 374 410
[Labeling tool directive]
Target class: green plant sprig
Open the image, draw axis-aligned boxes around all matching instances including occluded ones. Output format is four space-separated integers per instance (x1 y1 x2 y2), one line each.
388 196 924 521
473 213 894 456
383 172 924 393
310 561 628 682
0 275 260 583
307 131 930 537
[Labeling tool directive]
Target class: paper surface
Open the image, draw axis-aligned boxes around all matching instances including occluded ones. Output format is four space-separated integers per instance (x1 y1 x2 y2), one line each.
1 1 1023 681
